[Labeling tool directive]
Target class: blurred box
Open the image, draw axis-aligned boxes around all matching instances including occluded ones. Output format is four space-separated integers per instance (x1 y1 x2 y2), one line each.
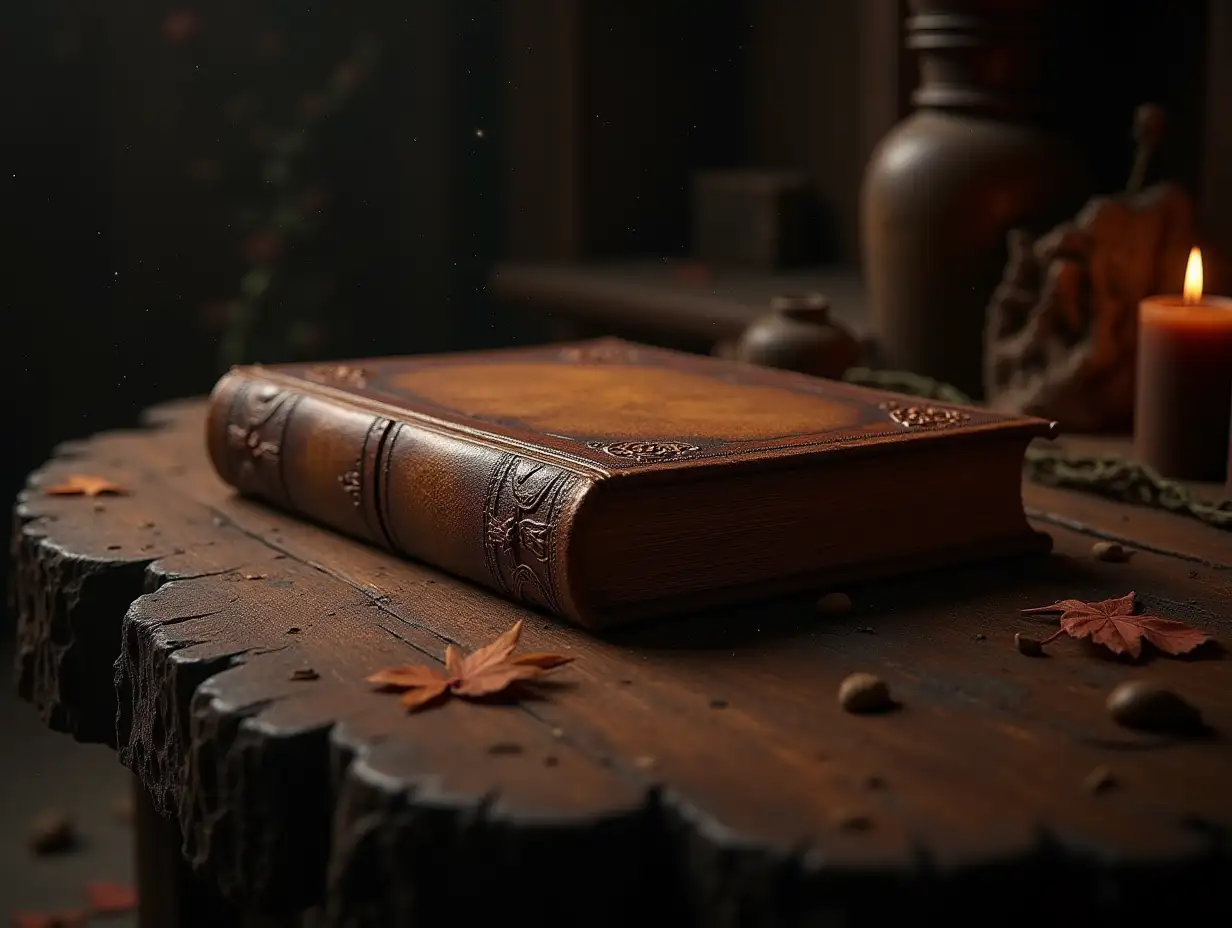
691 170 818 269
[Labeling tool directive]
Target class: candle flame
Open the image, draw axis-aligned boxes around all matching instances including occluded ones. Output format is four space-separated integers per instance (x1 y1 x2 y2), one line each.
1183 246 1203 304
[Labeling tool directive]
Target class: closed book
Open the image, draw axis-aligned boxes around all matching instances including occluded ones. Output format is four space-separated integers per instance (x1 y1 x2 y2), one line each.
206 339 1055 628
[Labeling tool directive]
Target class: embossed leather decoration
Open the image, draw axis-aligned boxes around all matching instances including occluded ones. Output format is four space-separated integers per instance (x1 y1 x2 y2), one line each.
206 338 1057 627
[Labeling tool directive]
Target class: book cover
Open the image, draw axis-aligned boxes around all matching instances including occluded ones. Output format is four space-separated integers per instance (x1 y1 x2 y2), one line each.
207 339 1055 626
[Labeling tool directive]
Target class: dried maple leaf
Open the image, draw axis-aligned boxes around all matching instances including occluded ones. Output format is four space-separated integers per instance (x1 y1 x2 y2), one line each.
367 620 573 711
12 909 88 928
42 474 127 497
84 881 138 915
1022 591 1213 659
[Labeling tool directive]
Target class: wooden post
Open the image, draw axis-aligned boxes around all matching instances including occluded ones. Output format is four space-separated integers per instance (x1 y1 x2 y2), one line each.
133 775 240 928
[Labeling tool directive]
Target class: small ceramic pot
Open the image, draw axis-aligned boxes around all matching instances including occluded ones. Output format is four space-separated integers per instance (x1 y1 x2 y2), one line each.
734 293 862 379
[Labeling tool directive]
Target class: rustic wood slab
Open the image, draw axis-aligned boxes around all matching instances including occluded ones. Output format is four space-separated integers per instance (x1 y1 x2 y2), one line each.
12 400 1232 926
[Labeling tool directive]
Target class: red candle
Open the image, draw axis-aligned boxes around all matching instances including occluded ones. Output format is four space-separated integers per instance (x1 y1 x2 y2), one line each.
1134 248 1232 482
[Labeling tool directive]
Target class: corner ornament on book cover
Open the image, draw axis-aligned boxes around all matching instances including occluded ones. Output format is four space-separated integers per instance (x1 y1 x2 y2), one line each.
306 363 369 389
880 400 971 429
587 440 700 460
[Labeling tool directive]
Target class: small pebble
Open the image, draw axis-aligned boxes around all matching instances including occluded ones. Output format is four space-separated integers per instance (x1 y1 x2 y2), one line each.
1106 681 1203 733
487 741 523 756
709 697 728 709
139 521 155 529
1015 633 1045 657
856 626 877 635
816 592 853 616
106 544 121 551
1092 541 1131 562
634 755 657 770
286 627 300 635
551 727 565 739
832 809 873 832
243 573 267 581
289 667 319 682
837 673 894 714
27 810 77 855
973 633 986 642
1084 766 1117 794
93 503 106 512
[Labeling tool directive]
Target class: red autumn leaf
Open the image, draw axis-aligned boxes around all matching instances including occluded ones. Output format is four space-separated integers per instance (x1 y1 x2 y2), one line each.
1022 591 1213 659
11 912 85 928
84 881 138 915
366 620 573 711
42 474 127 497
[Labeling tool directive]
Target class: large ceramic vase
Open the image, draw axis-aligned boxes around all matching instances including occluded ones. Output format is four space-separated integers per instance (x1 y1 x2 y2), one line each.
861 0 1087 398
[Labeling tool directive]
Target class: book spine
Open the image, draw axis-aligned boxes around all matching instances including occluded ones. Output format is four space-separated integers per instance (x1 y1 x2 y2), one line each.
205 370 591 622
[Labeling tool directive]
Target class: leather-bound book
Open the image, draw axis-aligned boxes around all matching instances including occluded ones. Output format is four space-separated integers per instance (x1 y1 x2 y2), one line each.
207 339 1055 628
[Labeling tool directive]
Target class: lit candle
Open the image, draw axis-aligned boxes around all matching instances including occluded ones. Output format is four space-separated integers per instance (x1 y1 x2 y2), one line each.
1134 247 1232 481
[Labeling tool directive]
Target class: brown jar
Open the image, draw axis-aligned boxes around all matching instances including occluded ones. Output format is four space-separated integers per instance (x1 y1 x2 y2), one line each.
734 294 862 379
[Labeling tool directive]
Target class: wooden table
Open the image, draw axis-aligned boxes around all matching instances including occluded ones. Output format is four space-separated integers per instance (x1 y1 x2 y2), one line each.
11 401 1232 927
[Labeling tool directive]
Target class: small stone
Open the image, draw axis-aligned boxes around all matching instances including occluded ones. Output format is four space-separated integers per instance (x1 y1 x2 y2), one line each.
93 503 106 512
973 633 986 641
27 810 77 855
634 755 657 770
243 573 267 581
856 626 877 635
106 544 121 551
709 697 728 709
139 521 155 529
1015 633 1045 657
1092 541 1130 562
1107 681 1203 733
286 627 300 635
487 741 523 756
832 809 873 832
816 592 853 615
1084 766 1116 794
837 673 893 714
290 667 319 681
551 727 565 739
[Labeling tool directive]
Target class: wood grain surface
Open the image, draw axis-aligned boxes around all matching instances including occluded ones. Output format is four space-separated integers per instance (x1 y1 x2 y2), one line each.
11 400 1232 926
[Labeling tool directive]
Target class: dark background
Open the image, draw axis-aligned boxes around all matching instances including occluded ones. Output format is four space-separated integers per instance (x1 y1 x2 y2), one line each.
1 2 518 620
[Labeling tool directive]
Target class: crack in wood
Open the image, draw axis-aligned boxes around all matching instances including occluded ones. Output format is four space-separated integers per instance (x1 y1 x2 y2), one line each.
1027 507 1231 570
